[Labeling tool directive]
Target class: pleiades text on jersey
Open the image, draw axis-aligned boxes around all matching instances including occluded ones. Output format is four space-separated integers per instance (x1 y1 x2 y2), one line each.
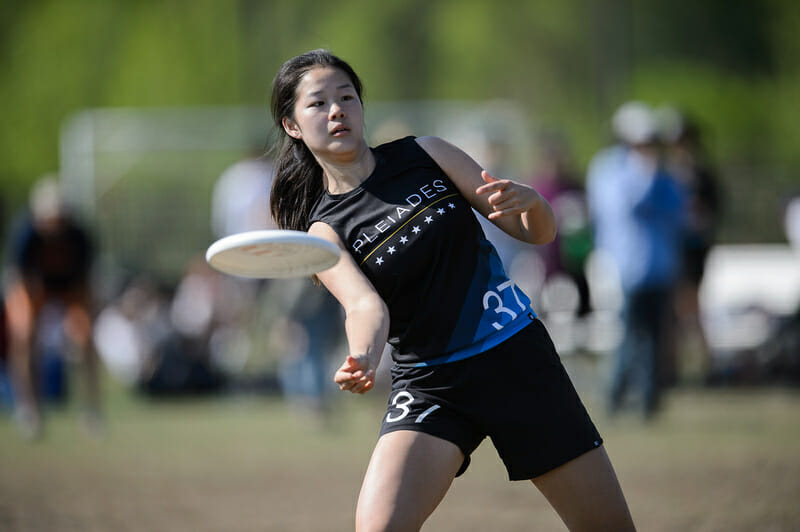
352 178 449 254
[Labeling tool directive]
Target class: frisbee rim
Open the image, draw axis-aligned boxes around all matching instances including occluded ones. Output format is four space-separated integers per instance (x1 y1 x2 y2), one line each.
205 230 340 279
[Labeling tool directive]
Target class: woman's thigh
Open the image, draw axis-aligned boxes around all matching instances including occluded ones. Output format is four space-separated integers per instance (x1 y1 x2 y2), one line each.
356 430 464 532
531 446 635 532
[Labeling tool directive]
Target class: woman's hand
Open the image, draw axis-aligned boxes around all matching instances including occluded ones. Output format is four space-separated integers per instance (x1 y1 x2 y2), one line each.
476 171 540 220
334 354 376 394
476 171 557 243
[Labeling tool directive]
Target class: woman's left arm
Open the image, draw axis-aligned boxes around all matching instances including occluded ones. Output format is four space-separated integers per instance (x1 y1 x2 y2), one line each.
416 136 557 245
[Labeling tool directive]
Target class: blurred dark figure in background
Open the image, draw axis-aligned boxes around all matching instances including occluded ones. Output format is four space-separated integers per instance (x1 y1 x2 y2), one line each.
587 102 686 420
92 269 226 397
530 132 593 318
2 176 101 438
659 108 723 383
149 259 227 396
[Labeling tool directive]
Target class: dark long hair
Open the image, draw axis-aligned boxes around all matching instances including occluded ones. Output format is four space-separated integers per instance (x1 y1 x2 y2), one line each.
269 49 364 230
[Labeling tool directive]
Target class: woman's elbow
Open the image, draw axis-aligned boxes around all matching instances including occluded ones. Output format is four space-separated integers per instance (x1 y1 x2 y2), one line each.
539 221 558 245
350 293 389 319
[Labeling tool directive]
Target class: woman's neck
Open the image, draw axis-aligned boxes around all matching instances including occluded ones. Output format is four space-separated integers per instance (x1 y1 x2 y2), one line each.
318 142 376 195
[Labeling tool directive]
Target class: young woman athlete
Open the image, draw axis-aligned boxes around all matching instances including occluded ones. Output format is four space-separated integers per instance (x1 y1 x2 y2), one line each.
269 49 635 532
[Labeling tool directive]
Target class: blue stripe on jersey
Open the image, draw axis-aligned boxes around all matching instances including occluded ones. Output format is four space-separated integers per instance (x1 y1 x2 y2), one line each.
445 234 534 353
412 312 535 367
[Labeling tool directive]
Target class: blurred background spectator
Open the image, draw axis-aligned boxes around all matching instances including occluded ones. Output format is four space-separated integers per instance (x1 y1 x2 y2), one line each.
529 132 594 320
659 107 724 384
211 149 274 239
586 102 686 420
2 176 102 438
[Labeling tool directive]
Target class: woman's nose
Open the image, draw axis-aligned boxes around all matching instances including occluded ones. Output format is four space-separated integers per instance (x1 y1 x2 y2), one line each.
329 102 344 119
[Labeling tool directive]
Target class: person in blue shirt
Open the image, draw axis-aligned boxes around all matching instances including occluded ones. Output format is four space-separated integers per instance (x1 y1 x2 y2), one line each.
587 101 686 420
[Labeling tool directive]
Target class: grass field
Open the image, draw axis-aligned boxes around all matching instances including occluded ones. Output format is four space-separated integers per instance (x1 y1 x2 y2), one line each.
1 371 799 531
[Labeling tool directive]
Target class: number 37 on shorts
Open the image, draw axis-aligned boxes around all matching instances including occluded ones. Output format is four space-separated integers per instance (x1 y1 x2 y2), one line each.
385 391 440 424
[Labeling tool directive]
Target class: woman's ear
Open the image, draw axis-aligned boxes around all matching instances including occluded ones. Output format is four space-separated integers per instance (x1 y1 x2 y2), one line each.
282 117 302 140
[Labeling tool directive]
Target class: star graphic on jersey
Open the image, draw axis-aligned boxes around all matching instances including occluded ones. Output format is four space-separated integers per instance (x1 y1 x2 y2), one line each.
387 246 396 255
400 236 409 244
376 257 384 265
412 226 421 234
448 203 456 209
424 216 433 224
437 208 445 215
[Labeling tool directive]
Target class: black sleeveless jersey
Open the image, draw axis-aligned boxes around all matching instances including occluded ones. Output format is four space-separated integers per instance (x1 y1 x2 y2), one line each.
308 136 534 365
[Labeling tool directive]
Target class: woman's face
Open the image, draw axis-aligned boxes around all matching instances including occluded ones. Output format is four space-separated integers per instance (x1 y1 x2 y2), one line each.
283 66 365 160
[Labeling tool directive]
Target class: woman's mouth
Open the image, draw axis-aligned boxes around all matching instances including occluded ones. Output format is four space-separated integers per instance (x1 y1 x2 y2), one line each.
330 125 349 136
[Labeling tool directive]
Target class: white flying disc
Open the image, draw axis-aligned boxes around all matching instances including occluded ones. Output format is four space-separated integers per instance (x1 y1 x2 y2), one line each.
206 230 341 279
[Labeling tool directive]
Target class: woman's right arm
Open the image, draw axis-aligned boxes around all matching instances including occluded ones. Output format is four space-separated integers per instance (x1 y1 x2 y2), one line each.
308 221 390 394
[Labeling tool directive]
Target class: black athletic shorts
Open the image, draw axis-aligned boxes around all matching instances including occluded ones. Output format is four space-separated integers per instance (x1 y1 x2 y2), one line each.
379 319 602 481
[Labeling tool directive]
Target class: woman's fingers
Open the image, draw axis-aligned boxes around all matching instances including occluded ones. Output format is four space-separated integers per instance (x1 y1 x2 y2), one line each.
478 178 541 220
476 180 507 196
354 380 375 394
481 170 499 184
482 187 523 219
336 368 375 393
488 208 523 220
